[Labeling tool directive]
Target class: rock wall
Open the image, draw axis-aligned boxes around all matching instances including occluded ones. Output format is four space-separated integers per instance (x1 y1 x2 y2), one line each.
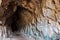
0 0 60 40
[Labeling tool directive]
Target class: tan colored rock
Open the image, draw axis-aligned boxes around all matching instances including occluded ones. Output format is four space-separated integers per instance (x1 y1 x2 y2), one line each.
0 0 60 40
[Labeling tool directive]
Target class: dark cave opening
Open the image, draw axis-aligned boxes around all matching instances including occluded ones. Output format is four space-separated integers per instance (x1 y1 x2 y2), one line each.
11 19 18 32
10 6 24 32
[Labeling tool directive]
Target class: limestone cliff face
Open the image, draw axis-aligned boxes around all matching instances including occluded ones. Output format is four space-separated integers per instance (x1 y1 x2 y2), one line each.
0 0 60 40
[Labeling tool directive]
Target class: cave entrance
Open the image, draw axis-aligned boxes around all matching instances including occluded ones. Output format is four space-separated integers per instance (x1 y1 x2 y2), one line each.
11 6 22 32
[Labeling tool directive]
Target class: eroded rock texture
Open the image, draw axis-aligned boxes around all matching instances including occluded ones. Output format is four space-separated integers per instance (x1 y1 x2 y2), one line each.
0 0 60 40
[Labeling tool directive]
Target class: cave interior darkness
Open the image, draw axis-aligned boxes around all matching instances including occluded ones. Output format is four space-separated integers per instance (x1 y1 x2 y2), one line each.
7 6 24 33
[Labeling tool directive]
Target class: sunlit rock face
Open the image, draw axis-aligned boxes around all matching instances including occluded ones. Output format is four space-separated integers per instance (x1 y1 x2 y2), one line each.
0 0 60 40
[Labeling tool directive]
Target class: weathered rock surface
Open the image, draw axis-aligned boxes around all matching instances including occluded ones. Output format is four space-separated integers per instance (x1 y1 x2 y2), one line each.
0 0 60 40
